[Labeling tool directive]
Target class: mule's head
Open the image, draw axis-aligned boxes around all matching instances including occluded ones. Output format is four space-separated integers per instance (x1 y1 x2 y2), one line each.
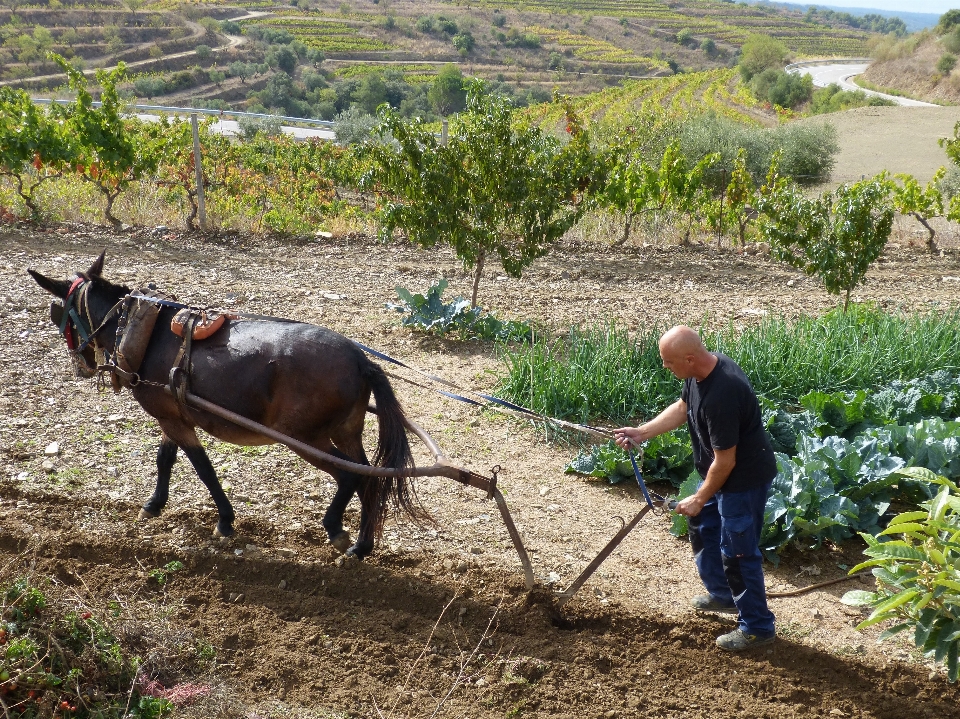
28 251 131 377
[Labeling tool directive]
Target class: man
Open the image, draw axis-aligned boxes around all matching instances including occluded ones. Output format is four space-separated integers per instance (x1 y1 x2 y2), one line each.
614 325 777 651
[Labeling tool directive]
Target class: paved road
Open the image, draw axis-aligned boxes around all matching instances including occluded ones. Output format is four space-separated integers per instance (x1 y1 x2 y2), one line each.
134 112 335 141
788 62 938 107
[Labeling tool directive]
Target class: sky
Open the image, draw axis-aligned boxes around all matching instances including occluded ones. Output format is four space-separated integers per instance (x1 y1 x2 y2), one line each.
801 0 951 13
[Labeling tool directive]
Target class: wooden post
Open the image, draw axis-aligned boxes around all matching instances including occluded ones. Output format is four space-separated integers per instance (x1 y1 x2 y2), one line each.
441 118 448 146
190 113 207 231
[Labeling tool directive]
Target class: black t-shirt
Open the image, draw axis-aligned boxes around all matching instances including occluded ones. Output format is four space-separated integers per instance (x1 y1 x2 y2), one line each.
681 353 777 492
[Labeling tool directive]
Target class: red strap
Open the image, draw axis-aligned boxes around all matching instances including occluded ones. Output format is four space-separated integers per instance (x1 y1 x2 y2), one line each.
63 277 85 351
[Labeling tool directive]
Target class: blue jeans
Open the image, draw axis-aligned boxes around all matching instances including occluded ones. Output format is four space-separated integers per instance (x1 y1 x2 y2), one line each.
688 482 775 637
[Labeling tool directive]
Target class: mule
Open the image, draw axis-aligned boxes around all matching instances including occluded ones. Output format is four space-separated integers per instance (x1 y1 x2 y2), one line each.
29 252 424 559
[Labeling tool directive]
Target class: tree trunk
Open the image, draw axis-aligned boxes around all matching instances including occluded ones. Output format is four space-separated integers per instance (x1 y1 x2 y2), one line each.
103 187 123 229
844 287 851 313
471 249 486 309
12 174 39 219
614 208 633 247
912 213 937 253
186 188 199 231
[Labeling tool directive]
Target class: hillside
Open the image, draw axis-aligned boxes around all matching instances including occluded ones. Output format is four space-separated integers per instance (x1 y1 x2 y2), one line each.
860 30 960 105
0 0 886 120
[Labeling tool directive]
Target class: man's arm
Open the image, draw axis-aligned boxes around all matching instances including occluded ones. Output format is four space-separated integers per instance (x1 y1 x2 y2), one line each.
614 399 687 449
675 445 736 517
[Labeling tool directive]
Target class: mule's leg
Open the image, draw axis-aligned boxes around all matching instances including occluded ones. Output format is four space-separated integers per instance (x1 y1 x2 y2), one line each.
158 421 235 538
348 477 377 560
331 428 376 560
140 435 178 520
323 469 360 554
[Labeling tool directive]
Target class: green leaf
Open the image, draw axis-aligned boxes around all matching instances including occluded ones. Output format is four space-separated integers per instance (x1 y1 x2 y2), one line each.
877 622 912 642
864 542 926 562
887 511 931 525
879 523 928 536
840 590 877 606
868 589 920 619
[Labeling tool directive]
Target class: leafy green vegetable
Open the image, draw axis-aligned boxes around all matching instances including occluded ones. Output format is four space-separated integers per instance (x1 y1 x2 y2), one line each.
564 441 635 484
564 431 693 487
670 471 702 537
387 280 532 341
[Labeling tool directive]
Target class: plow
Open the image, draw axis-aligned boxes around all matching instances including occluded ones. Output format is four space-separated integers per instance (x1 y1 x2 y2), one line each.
173 384 675 609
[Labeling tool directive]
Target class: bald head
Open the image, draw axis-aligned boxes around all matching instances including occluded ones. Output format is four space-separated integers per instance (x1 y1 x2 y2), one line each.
658 325 716 380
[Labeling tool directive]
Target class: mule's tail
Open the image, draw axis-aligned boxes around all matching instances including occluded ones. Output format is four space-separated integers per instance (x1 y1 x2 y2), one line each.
360 358 429 536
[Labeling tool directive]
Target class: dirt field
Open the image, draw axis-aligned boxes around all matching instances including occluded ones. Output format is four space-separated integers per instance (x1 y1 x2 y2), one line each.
798 105 960 187
3 223 960 718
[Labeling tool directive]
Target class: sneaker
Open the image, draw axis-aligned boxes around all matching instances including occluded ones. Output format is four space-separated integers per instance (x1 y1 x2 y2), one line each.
691 594 738 614
716 628 776 652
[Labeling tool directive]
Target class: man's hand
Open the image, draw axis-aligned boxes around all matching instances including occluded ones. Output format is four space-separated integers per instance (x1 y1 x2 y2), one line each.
614 400 688 450
675 494 706 517
613 426 647 450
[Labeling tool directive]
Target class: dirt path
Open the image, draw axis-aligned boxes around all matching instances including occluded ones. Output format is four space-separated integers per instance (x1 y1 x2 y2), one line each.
2 224 960 717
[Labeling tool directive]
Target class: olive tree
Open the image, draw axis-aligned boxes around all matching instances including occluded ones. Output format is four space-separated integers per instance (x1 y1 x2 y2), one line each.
363 82 602 307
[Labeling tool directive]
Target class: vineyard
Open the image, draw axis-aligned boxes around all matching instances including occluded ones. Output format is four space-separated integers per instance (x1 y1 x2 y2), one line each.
459 0 872 57
527 25 670 68
240 16 394 53
527 68 767 130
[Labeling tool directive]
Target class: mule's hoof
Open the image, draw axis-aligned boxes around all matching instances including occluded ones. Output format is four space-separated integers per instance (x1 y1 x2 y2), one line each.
138 509 159 521
213 524 235 539
330 531 352 554
345 548 366 562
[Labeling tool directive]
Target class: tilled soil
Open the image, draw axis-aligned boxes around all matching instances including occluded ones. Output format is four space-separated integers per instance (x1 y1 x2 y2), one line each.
3 223 960 718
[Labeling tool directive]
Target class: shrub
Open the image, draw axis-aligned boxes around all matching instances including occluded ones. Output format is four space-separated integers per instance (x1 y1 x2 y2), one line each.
938 53 957 74
810 84 895 114
194 43 211 61
237 115 282 139
452 30 475 53
333 105 377 145
492 12 506 28
738 33 788 81
134 75 167 97
680 113 837 185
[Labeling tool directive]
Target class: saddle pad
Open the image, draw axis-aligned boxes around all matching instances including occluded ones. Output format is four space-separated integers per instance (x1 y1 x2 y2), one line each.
116 295 161 375
170 308 227 340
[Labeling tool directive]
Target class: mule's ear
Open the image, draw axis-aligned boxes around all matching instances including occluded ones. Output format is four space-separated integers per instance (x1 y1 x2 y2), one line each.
28 269 72 298
86 250 106 279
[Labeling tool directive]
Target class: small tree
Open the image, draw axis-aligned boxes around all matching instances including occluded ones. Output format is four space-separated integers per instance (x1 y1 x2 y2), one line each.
0 86 77 218
891 169 945 252
53 54 164 228
364 83 602 307
707 147 757 249
738 33 788 81
757 173 894 311
427 63 466 116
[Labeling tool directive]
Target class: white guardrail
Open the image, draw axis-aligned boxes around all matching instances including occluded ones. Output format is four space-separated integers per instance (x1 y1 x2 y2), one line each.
32 98 336 128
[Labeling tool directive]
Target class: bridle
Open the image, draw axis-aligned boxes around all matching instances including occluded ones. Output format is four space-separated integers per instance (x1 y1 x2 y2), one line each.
56 277 126 375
